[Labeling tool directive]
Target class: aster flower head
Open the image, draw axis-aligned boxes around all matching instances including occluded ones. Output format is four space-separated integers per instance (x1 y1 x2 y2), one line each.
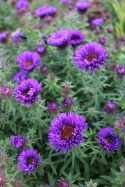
36 6 57 18
104 101 117 115
0 31 9 43
0 85 13 99
92 18 104 27
14 71 28 83
74 42 108 73
58 179 70 187
70 30 84 47
11 136 25 149
63 97 73 108
17 51 41 72
49 30 71 48
48 101 59 113
18 149 40 175
36 45 46 56
62 0 71 4
16 0 30 11
76 1 90 14
45 7 57 16
36 6 49 18
40 65 50 75
98 127 122 152
14 79 42 107
49 112 88 153
116 66 125 79
98 37 106 45
107 28 113 33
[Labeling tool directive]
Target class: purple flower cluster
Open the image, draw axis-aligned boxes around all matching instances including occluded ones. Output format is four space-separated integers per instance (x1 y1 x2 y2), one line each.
98 127 122 152
18 149 40 174
36 6 57 18
11 136 25 149
14 79 42 107
49 112 88 153
17 51 41 72
76 1 90 13
49 30 84 48
74 42 108 73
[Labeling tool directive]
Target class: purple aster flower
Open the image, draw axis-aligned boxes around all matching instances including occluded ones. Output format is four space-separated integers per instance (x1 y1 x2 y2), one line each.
14 71 28 83
45 7 57 16
48 101 59 113
58 179 70 187
36 6 57 18
70 30 84 47
36 6 49 18
63 97 73 107
116 66 125 78
17 51 41 72
62 0 71 4
74 42 108 73
36 45 46 56
76 1 90 14
0 32 9 43
11 136 25 149
92 18 104 27
18 149 40 174
48 112 88 153
45 185 54 187
104 101 117 115
49 30 71 48
16 0 30 11
14 79 42 107
98 127 122 152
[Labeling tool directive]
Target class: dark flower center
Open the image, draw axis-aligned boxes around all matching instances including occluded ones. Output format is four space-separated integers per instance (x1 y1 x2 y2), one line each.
23 89 30 98
86 54 98 62
71 35 80 41
26 61 33 67
62 125 74 140
106 137 112 144
28 158 34 165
